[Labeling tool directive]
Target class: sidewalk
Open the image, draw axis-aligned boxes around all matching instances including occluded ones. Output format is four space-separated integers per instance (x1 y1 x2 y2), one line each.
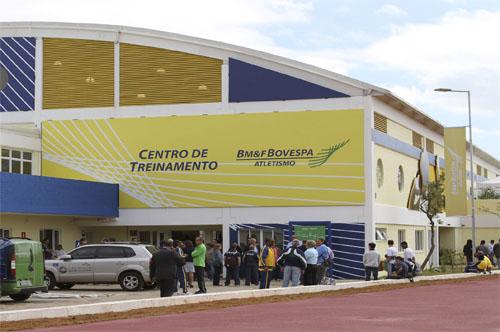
1 271 498 322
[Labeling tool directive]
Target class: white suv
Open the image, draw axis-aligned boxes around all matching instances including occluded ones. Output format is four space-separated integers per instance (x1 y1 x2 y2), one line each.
45 244 157 291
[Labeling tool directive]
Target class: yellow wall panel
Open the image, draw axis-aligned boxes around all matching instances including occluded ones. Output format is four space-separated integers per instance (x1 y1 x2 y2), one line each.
120 43 222 106
387 119 412 145
375 145 419 207
43 38 114 109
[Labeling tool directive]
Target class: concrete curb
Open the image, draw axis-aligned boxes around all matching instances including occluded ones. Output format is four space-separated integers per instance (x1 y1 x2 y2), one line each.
2 271 498 322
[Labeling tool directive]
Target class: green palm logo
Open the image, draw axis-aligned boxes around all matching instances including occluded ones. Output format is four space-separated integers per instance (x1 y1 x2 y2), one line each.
308 139 350 168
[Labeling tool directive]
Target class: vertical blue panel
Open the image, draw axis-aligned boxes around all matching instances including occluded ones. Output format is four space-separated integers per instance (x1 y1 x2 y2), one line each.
0 37 35 112
330 222 365 279
229 58 349 102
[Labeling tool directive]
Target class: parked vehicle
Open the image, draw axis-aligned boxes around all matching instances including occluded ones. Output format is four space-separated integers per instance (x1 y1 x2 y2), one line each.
45 243 157 291
0 238 48 301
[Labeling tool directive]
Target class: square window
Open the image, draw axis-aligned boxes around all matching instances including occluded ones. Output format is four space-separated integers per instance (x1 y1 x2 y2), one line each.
22 161 32 175
398 229 406 251
12 150 21 159
415 230 424 251
1 159 9 172
375 228 388 241
1 149 9 157
23 152 32 160
11 160 21 173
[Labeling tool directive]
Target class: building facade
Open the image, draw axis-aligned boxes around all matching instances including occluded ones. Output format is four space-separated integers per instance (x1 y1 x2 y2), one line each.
1 22 499 278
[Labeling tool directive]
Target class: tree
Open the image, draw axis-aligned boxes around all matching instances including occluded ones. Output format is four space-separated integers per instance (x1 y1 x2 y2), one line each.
478 187 500 199
419 177 445 270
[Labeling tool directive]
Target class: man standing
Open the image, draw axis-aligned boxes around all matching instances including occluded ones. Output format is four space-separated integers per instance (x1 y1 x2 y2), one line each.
150 239 184 297
258 239 276 289
476 240 489 256
385 240 398 279
191 237 207 294
243 244 259 285
278 239 307 287
173 240 187 294
224 242 241 286
315 238 329 284
363 242 380 281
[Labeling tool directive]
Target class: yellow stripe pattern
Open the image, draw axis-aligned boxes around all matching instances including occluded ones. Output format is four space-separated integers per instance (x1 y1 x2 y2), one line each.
120 43 222 106
43 38 114 109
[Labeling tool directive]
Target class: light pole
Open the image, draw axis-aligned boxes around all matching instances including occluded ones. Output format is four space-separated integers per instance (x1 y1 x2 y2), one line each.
434 88 476 251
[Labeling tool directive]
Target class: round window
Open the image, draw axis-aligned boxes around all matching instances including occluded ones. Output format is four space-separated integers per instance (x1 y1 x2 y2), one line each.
397 165 404 192
376 159 384 188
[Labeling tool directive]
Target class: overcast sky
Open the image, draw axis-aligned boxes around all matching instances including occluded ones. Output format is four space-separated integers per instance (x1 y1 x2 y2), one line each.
2 0 499 159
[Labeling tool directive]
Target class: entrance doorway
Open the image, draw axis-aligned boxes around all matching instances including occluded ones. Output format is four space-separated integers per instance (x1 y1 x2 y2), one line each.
172 231 199 243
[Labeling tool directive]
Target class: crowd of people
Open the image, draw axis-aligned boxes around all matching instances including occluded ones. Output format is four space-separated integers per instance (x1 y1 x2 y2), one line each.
150 236 336 297
363 240 417 282
463 238 499 274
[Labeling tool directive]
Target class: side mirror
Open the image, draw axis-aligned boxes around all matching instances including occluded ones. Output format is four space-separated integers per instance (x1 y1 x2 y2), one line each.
60 255 72 261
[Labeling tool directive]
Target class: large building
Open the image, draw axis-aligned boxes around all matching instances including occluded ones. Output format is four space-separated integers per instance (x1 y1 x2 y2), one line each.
1 22 499 279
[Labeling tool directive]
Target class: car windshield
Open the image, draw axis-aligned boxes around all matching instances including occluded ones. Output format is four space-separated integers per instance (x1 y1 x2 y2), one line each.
145 245 158 255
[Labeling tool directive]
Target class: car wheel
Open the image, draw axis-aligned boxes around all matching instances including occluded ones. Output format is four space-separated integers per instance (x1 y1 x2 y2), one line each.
56 283 75 290
45 272 56 290
119 271 144 291
9 293 31 301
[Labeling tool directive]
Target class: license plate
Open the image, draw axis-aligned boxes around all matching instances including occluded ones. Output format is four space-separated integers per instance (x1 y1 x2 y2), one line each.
17 280 33 287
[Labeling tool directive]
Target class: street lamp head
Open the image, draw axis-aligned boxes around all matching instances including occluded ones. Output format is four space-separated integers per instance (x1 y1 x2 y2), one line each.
434 88 452 92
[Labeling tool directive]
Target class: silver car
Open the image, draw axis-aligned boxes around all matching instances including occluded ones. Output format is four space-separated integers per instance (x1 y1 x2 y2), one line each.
45 243 157 291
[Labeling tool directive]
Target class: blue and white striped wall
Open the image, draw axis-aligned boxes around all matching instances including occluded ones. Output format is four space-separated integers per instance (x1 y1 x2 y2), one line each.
0 37 36 112
229 221 365 279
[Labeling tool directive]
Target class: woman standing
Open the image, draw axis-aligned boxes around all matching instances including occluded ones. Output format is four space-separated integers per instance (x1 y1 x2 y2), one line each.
183 240 195 288
463 239 473 264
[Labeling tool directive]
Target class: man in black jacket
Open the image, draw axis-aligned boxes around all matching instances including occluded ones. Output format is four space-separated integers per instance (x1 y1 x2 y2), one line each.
150 239 185 297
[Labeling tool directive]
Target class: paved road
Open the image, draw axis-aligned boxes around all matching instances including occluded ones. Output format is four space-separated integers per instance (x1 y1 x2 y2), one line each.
29 278 500 332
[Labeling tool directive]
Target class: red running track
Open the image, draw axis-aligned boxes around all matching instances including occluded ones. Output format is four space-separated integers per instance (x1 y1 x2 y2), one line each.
29 278 500 332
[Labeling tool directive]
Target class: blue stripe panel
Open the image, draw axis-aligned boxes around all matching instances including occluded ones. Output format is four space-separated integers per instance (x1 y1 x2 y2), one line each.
0 37 35 112
331 222 364 232
372 129 421 160
332 250 363 261
334 257 365 270
332 243 364 255
332 230 365 240
0 173 119 217
228 58 350 102
331 236 364 247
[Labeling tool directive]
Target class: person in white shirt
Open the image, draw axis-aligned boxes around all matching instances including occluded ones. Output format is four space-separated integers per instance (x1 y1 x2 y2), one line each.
303 240 318 285
401 241 415 264
363 242 381 281
54 244 66 258
385 240 398 279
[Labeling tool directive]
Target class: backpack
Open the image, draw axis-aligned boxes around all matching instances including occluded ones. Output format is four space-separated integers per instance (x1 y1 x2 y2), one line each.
324 246 335 266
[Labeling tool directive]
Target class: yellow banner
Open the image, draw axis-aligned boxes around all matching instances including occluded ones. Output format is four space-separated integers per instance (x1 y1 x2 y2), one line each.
444 127 467 216
42 110 364 208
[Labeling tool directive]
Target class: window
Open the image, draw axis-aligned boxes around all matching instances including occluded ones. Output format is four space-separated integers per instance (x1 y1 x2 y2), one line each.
376 159 384 188
70 247 97 259
374 113 387 133
397 165 405 192
426 138 434 154
0 228 11 238
412 132 423 149
1 148 33 174
415 230 424 251
397 229 406 251
476 165 482 175
96 246 130 259
40 229 60 250
375 228 388 241
484 168 488 178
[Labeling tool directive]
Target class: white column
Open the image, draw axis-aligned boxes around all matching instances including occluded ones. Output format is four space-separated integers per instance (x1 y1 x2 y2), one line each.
34 37 43 126
363 94 375 246
114 34 120 111
221 60 229 113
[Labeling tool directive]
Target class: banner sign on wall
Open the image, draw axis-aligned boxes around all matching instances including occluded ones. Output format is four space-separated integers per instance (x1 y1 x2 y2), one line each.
444 126 467 216
42 109 365 208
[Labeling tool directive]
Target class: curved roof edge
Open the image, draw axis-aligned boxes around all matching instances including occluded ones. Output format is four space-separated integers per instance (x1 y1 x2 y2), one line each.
0 21 494 165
